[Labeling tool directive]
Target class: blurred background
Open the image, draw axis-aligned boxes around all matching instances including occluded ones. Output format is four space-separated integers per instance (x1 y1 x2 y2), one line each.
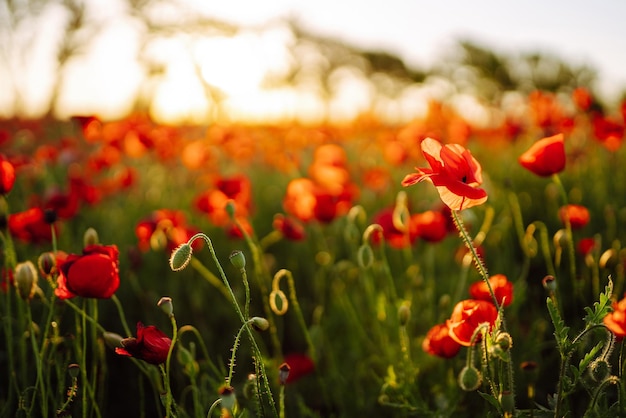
1 0 625 125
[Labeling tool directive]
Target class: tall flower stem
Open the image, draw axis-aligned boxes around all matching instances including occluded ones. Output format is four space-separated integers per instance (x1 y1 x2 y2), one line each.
187 233 278 417
551 174 577 282
162 313 179 418
451 210 515 404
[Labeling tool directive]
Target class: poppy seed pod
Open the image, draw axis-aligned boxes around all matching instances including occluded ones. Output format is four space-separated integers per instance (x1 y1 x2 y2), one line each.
67 364 80 379
278 362 291 385
229 250 246 270
157 296 174 317
169 243 193 271
218 385 236 412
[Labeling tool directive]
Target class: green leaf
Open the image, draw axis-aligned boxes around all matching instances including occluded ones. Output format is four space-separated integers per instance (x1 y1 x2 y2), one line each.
578 341 604 374
583 277 614 326
546 297 571 355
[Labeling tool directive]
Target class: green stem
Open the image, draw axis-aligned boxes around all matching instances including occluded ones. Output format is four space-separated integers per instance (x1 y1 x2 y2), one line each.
26 304 48 416
163 314 179 418
227 319 255 385
551 174 577 282
111 294 132 337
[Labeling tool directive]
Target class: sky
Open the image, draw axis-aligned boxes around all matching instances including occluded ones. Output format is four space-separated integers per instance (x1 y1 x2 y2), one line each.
1 0 625 123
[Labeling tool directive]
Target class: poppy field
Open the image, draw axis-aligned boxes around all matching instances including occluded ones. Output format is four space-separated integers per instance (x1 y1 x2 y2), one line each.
2 88 626 417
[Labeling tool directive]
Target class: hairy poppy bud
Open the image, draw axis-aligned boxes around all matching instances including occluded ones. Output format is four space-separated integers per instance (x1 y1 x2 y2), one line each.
37 252 56 277
589 359 611 382
458 365 482 391
83 227 99 247
15 261 38 300
398 302 411 326
250 317 269 332
169 243 192 271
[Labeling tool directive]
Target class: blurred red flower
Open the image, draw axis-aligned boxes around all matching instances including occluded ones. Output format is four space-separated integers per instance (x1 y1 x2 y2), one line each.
603 294 626 340
402 137 487 211
518 133 565 177
577 237 597 256
412 210 448 243
371 207 418 248
282 353 315 383
115 322 172 365
0 155 15 195
135 209 199 253
8 207 56 244
422 322 462 358
273 214 306 241
194 174 252 227
447 299 498 346
55 244 119 299
559 204 590 229
469 274 514 307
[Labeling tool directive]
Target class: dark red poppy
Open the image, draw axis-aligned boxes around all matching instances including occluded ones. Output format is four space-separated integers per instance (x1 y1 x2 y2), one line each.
422 322 462 358
273 214 306 241
603 294 626 340
194 175 252 227
115 322 172 365
559 204 590 229
135 209 199 253
8 207 56 244
402 137 487 211
282 353 315 383
55 244 119 299
447 299 498 347
0 155 15 195
577 237 597 256
469 274 514 307
518 134 565 177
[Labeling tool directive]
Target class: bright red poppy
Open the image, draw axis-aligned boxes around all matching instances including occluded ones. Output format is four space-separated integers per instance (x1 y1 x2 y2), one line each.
518 133 566 177
603 294 626 340
55 244 119 299
115 322 172 365
371 207 419 249
401 137 487 211
559 204 590 229
0 155 15 195
469 274 514 307
422 322 462 358
447 299 498 346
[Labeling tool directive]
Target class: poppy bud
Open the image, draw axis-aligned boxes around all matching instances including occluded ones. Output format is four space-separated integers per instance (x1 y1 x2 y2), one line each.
37 252 56 277
102 332 124 350
218 385 236 412
243 374 258 400
458 365 482 391
278 362 291 385
542 275 557 293
229 250 246 270
495 332 513 351
589 359 611 382
357 244 374 269
553 229 569 249
499 391 515 415
225 199 236 219
15 261 38 300
83 227 99 247
250 316 269 332
599 249 618 269
398 302 410 326
169 243 193 271
157 297 174 317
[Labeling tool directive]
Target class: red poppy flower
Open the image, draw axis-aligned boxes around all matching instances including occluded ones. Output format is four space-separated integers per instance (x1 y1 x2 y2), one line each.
603 294 626 340
577 237 597 256
55 244 119 299
115 322 172 365
8 207 56 244
559 204 590 229
447 299 498 346
412 210 448 243
518 133 565 177
0 155 15 195
402 137 487 211
469 274 514 307
422 322 462 358
273 214 306 241
282 353 315 383
371 207 419 248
